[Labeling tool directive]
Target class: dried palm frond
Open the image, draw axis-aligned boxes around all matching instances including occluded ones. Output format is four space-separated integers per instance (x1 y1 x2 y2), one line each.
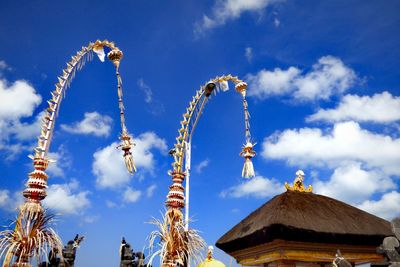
0 209 63 267
147 210 205 267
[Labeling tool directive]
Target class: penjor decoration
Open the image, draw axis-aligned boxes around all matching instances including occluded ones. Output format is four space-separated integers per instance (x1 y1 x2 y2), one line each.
148 75 256 267
0 40 135 267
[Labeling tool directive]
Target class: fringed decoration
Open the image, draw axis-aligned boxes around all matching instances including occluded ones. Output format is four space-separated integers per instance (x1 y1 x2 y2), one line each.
235 81 256 178
0 209 63 267
240 142 256 178
117 134 136 174
2 40 130 267
33 40 122 159
147 209 206 267
152 75 259 267
108 49 137 174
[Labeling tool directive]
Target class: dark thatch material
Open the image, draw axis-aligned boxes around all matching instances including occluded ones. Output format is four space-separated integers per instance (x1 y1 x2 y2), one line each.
216 191 392 253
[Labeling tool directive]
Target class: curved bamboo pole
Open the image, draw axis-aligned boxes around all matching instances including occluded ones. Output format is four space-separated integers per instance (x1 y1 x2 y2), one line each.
0 40 135 267
149 75 256 267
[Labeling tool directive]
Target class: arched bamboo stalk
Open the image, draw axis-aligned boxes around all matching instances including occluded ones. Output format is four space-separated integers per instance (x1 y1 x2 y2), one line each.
148 75 256 267
0 40 135 267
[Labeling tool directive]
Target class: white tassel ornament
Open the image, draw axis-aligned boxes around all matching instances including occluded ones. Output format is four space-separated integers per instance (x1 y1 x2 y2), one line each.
240 141 256 178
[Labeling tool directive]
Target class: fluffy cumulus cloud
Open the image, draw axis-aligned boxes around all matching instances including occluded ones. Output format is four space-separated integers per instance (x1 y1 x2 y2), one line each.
247 56 356 101
43 180 90 215
261 117 400 219
247 67 300 97
93 132 167 189
220 175 284 198
93 142 132 189
0 74 43 157
307 91 400 124
0 189 23 212
123 187 142 203
313 162 395 204
0 79 42 120
46 145 72 178
61 112 112 137
262 121 400 176
195 0 282 35
357 191 400 220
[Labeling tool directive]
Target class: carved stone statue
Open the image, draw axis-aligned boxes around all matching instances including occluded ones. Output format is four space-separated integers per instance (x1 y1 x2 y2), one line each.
377 218 400 267
38 234 84 267
59 234 84 267
120 237 147 267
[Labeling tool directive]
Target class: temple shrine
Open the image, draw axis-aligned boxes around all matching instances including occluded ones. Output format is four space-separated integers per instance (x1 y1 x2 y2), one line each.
216 171 392 267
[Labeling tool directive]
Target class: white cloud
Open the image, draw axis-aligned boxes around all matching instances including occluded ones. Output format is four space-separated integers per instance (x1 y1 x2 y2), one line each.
314 162 395 204
106 200 117 208
0 189 23 212
247 66 300 97
195 159 210 173
307 91 400 124
137 79 165 115
0 61 8 71
93 132 167 189
137 78 153 104
0 76 42 157
247 56 356 101
93 142 131 189
146 184 157 198
46 145 72 178
123 187 142 203
83 215 99 223
220 175 284 198
262 121 400 176
245 47 253 63
43 180 90 215
61 112 112 137
0 79 41 120
11 111 43 141
195 0 282 35
131 132 168 169
357 191 400 220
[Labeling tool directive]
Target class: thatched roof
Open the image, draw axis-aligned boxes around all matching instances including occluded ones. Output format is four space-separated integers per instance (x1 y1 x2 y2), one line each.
216 191 392 253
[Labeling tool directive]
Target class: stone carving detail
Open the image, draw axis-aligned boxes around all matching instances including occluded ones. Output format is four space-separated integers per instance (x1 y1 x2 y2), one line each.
377 218 400 267
120 237 147 267
38 234 84 267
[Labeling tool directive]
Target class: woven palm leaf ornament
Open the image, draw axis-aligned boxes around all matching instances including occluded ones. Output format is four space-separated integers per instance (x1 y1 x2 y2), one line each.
0 40 135 267
148 75 256 267
236 81 257 178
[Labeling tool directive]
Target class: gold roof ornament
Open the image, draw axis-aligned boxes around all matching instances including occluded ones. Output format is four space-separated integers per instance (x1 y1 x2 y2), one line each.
285 170 312 193
197 246 226 267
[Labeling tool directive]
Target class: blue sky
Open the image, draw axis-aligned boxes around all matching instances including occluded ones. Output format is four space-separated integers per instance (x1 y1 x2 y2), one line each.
0 0 399 266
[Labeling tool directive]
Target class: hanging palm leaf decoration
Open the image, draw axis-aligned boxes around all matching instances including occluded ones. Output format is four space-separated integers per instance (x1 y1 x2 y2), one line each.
148 75 256 267
0 40 135 266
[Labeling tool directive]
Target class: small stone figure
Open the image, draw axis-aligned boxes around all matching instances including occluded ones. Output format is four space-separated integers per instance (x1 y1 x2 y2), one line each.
333 250 352 267
377 218 400 267
59 234 84 267
38 234 84 267
119 237 147 267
